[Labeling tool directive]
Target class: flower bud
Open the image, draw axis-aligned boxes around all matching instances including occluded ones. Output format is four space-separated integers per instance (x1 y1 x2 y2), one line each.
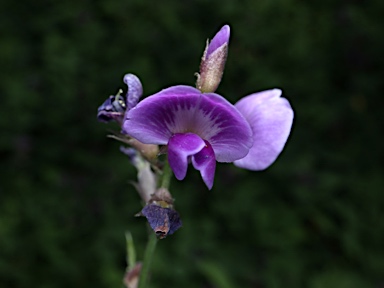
196 25 230 93
138 188 182 238
123 263 142 288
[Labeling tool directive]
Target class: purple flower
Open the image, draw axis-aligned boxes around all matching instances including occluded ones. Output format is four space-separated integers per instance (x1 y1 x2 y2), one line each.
123 86 253 190
121 25 294 189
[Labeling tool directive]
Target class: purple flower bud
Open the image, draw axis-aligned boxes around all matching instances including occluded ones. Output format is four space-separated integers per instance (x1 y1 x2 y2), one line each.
196 25 230 93
140 204 182 238
138 188 182 238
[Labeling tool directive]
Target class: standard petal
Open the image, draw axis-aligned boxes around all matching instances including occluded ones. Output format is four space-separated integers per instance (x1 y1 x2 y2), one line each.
234 89 294 170
201 92 253 162
192 141 216 190
123 86 253 163
167 133 206 181
206 25 230 59
123 86 201 144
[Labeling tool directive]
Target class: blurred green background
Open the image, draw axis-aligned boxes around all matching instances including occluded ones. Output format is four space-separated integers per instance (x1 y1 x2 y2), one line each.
1 0 383 287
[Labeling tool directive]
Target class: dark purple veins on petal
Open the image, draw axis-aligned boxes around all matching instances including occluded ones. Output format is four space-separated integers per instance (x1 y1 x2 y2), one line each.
123 86 253 162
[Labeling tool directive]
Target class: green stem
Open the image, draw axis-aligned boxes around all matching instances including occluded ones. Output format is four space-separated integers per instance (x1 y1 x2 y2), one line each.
125 232 136 270
138 231 158 288
160 161 172 189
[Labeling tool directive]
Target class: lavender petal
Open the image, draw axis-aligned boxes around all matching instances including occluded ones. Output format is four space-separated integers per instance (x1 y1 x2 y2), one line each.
123 73 143 110
234 89 294 170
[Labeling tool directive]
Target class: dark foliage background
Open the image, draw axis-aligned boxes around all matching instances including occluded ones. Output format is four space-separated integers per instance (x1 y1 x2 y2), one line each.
1 0 383 287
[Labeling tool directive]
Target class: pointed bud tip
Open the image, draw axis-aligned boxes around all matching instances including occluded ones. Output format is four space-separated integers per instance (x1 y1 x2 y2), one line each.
220 24 230 39
206 24 231 58
197 25 230 92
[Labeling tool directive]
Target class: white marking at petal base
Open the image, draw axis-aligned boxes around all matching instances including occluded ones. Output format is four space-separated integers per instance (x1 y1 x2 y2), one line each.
163 97 223 140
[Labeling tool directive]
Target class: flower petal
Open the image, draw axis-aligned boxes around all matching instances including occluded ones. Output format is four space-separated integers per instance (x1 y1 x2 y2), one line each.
202 92 253 162
123 86 253 163
234 89 294 170
167 133 206 181
191 141 216 190
123 73 143 110
206 25 230 59
123 86 201 144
